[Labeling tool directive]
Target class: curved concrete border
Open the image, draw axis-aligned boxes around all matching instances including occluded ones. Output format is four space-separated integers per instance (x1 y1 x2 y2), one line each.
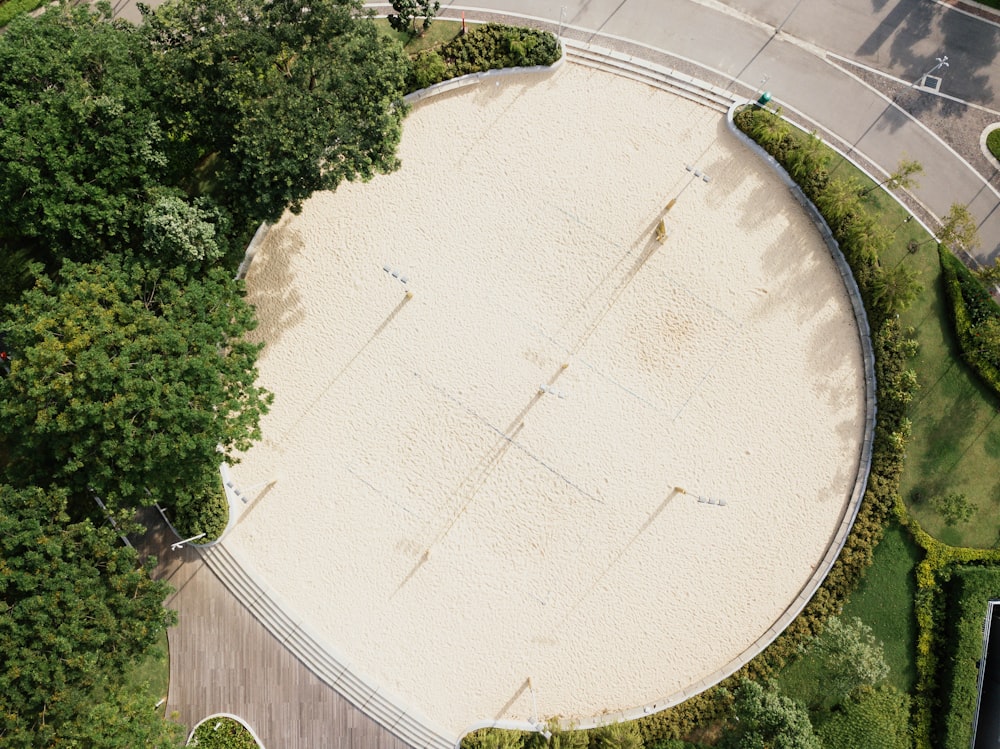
209 49 878 748
981 123 1000 172
187 713 266 748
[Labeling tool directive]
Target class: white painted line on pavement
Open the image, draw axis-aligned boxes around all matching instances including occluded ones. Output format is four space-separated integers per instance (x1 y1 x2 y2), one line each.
822 54 1000 206
826 51 1000 118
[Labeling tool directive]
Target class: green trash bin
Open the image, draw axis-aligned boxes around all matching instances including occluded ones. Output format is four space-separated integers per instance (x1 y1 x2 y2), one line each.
757 91 772 106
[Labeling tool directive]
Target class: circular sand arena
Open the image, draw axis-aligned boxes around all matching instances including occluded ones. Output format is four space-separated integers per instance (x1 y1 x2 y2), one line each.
226 64 866 736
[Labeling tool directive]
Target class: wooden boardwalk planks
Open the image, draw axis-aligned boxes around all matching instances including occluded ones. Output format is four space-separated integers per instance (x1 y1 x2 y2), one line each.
135 514 413 749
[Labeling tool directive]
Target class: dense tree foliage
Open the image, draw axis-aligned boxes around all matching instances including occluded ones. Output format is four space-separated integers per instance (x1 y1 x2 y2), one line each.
142 0 410 232
0 3 167 265
0 258 271 516
0 484 180 747
718 680 821 749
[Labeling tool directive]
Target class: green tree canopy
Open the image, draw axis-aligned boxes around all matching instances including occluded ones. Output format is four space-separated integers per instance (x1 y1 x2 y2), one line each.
0 484 180 747
718 680 821 749
0 258 271 515
142 0 410 229
807 616 889 707
0 3 167 264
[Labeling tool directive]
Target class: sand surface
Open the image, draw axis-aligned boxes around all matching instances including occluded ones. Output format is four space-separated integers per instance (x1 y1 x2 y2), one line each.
226 64 866 736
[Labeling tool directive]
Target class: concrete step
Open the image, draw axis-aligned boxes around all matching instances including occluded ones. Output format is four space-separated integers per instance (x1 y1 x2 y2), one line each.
565 42 734 112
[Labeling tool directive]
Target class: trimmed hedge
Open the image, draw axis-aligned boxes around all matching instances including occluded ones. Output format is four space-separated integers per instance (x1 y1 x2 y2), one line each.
940 566 1000 748
407 24 561 91
938 244 1000 398
0 0 48 29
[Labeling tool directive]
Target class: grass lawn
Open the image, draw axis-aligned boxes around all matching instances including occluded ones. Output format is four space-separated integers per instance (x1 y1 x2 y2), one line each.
124 629 170 714
374 18 462 55
775 522 919 704
827 155 1000 548
840 521 920 693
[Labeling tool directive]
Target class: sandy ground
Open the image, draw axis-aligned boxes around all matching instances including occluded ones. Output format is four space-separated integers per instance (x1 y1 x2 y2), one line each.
226 64 866 736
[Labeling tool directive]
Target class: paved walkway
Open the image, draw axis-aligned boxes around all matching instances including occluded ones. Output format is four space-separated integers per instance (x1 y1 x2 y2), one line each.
134 515 412 749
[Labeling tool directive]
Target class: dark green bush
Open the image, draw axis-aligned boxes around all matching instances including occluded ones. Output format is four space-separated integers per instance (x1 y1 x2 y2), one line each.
411 50 448 88
191 716 260 748
406 24 560 91
0 0 47 29
938 244 1000 399
987 128 1000 161
172 484 228 542
939 566 1000 748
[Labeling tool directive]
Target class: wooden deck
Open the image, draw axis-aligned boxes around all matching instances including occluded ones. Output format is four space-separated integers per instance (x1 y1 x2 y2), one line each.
135 515 414 749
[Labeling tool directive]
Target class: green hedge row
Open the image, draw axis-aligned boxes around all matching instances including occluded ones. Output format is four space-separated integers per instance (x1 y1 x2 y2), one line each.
408 24 561 91
939 566 1000 748
894 498 1000 748
0 0 48 29
938 244 1000 398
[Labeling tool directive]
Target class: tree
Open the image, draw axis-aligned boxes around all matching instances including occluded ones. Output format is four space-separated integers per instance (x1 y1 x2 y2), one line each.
143 191 227 266
388 0 441 36
0 3 168 264
808 617 889 707
860 157 922 197
871 262 922 315
977 256 1000 287
931 491 974 526
815 177 863 235
718 680 821 749
0 258 272 515
938 203 981 254
142 0 411 230
0 484 180 747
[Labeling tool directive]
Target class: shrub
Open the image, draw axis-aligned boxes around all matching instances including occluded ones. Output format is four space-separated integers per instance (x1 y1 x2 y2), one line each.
815 685 910 749
172 483 229 542
407 23 561 91
931 492 974 526
190 716 260 748
0 0 47 29
987 128 1000 162
938 244 1000 399
411 50 448 89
